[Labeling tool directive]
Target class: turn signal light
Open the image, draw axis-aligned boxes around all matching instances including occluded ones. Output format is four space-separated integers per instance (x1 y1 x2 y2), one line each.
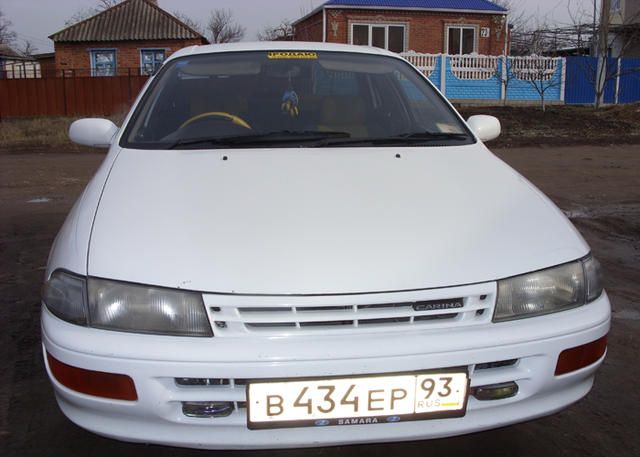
555 336 607 376
47 352 138 401
472 382 519 401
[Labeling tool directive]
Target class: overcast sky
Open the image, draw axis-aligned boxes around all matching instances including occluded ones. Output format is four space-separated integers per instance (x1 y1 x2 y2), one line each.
3 0 599 53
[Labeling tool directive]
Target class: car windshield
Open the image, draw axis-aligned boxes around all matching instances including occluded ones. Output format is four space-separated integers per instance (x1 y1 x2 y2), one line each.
122 51 474 149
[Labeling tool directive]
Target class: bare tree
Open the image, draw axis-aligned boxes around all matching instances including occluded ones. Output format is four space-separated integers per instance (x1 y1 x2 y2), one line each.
173 11 204 36
590 28 640 107
494 15 565 111
257 20 294 41
97 0 120 8
491 1 524 27
591 0 640 106
299 1 317 18
594 0 612 107
18 40 38 57
517 57 564 111
493 57 518 106
510 16 568 57
0 9 16 45
492 0 531 54
206 9 245 44
559 0 640 108
566 0 596 52
65 0 123 26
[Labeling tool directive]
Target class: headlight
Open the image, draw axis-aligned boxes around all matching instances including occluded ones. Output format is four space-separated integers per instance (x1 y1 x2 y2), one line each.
494 256 604 322
88 278 212 337
43 272 212 337
42 270 88 325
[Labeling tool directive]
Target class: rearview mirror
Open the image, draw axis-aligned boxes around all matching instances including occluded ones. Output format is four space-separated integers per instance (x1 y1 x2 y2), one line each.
467 115 501 142
69 118 119 148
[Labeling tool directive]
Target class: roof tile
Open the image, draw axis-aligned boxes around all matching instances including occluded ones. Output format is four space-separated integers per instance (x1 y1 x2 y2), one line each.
49 0 206 43
324 0 507 13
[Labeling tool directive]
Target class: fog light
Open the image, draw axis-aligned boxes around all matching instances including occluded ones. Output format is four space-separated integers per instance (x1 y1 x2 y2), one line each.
47 352 137 401
472 382 519 401
182 401 235 418
555 336 607 375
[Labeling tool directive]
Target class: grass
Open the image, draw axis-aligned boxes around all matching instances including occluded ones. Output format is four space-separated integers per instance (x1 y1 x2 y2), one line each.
0 115 123 152
0 117 80 150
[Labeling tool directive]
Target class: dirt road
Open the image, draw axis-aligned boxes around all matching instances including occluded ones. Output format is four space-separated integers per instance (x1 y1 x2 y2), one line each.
1 145 638 457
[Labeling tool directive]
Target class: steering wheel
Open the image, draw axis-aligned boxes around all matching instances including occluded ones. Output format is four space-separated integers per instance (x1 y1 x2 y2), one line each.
179 112 252 130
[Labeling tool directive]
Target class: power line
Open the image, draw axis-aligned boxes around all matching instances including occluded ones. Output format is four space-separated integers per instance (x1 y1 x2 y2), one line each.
12 32 53 51
14 32 52 45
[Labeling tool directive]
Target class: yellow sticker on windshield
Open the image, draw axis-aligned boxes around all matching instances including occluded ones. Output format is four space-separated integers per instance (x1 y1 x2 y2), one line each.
268 52 318 60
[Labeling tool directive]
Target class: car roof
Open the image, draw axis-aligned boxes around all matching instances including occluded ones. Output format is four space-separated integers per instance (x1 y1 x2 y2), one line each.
166 41 400 63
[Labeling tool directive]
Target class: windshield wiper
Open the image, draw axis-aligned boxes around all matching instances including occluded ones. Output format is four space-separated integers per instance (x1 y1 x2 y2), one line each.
395 132 470 141
318 131 470 147
167 130 351 149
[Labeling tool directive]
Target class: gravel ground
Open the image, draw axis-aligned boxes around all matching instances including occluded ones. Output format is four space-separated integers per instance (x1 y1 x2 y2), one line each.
1 144 638 457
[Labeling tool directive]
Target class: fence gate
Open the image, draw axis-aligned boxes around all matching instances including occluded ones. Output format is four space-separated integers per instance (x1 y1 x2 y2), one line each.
564 56 617 105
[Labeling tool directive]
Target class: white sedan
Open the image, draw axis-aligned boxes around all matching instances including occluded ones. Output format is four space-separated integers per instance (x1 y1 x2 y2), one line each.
41 42 610 449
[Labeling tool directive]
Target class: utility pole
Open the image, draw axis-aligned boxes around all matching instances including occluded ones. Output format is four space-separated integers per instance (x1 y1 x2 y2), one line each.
595 0 611 107
599 0 611 58
593 0 597 51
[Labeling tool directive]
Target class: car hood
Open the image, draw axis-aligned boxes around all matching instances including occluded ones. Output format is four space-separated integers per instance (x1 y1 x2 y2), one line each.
88 145 588 295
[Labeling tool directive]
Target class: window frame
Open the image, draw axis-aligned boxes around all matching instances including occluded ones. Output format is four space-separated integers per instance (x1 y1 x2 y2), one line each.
140 48 167 76
90 49 117 77
349 23 407 53
445 25 479 55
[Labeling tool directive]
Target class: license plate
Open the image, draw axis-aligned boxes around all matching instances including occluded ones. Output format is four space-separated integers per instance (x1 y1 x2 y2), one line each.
247 370 469 429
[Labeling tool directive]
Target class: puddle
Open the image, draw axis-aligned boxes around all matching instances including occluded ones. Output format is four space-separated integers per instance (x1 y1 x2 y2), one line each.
613 309 640 321
564 204 640 219
27 197 51 204
564 208 590 218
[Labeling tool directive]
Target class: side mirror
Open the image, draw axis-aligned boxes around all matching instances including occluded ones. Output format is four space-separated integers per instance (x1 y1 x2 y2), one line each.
69 118 119 148
467 115 501 142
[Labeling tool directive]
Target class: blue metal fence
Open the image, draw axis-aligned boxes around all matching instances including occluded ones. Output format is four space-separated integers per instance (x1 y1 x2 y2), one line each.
619 58 640 103
564 57 617 104
565 56 596 104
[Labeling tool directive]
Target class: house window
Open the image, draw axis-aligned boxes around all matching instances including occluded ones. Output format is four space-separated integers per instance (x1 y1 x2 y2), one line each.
446 26 477 55
90 49 116 76
140 49 166 75
351 24 406 53
611 0 621 12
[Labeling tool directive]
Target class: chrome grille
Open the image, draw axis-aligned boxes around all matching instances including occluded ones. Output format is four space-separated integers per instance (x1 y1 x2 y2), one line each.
203 284 496 337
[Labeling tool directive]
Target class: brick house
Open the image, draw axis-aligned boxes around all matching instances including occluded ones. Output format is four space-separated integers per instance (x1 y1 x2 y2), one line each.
33 53 56 78
49 0 207 76
294 0 509 56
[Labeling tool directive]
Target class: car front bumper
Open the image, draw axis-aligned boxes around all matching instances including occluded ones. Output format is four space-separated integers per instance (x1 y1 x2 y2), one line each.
41 293 610 450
